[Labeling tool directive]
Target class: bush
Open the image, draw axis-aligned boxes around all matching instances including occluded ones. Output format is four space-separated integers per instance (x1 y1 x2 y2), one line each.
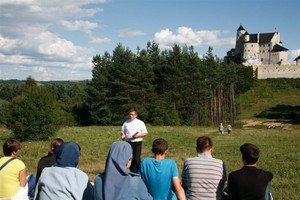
3 86 60 141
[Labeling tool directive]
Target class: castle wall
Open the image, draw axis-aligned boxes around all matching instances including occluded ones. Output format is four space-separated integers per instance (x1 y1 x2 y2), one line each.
256 64 300 79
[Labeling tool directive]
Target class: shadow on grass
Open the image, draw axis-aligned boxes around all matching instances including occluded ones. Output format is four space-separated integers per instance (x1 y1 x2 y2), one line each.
255 104 300 124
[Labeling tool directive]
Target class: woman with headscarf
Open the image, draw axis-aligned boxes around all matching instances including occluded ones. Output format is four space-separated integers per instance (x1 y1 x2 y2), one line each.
34 141 94 200
94 141 152 200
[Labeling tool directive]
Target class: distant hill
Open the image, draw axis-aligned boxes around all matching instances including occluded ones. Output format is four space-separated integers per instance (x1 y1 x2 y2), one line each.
237 78 300 124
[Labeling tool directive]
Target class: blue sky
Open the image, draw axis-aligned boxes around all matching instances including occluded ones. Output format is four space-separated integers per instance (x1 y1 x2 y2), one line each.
0 0 299 81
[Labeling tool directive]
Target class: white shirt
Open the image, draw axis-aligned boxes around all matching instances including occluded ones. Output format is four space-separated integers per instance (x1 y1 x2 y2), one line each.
121 118 147 142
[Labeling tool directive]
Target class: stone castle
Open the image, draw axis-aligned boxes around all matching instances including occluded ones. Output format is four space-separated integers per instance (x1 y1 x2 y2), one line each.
230 25 300 79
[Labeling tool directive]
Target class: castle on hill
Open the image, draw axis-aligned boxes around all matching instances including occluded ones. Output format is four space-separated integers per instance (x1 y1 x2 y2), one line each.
227 25 300 79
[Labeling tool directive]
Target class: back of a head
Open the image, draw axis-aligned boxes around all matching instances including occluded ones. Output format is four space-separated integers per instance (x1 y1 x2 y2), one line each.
240 143 260 165
196 136 212 153
50 138 64 154
3 139 21 156
56 141 80 167
107 141 132 168
152 138 168 155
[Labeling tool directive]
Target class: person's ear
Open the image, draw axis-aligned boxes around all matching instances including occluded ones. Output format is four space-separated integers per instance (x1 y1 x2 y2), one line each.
11 150 18 156
165 149 169 155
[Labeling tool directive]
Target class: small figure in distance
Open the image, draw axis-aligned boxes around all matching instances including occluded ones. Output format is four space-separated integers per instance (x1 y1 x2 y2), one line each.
219 122 224 135
35 138 64 185
182 136 227 200
120 108 148 173
228 143 273 200
94 141 152 200
34 141 94 200
139 138 186 200
227 124 232 135
0 139 28 199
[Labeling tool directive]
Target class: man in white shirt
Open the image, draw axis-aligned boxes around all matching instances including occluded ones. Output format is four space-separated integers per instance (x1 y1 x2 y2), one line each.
121 108 148 173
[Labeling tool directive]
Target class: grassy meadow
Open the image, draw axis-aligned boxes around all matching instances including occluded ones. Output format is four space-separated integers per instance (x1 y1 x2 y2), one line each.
1 125 300 199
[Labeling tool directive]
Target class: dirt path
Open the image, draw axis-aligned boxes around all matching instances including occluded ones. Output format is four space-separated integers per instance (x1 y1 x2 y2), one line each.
241 119 293 129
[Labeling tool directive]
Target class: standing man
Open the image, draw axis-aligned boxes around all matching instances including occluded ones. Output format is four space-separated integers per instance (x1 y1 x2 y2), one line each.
121 108 148 173
181 136 227 200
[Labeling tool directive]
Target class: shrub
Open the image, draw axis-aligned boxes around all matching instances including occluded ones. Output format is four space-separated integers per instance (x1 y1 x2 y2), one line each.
4 86 60 141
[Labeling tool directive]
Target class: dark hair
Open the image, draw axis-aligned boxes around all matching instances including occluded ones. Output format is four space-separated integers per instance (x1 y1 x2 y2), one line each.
152 138 168 155
240 143 259 165
49 138 64 155
129 108 137 114
196 136 213 153
3 139 21 156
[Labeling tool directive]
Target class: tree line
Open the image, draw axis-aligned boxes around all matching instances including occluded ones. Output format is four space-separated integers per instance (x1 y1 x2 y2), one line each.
0 42 255 140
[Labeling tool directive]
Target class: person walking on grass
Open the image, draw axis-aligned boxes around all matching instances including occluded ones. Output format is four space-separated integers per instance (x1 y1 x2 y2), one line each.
219 123 224 135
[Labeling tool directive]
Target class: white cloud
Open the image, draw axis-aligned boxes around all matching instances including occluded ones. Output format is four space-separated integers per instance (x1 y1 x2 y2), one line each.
90 37 112 44
118 29 147 37
288 49 300 64
153 26 235 49
0 0 106 80
61 20 98 32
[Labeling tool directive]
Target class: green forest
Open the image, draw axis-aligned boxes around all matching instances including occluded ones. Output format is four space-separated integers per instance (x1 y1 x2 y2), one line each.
0 42 256 128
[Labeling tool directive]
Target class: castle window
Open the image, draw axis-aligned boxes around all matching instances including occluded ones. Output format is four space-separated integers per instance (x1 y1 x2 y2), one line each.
251 45 253 47
248 50 250 52
261 58 264 62
260 50 261 53
268 44 270 47
263 50 265 53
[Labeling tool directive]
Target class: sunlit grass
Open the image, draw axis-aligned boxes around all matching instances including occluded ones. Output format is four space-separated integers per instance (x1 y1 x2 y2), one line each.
1 125 299 199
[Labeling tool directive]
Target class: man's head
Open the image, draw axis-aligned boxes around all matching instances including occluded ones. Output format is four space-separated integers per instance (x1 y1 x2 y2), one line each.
3 139 21 156
196 136 213 154
152 138 168 155
50 138 64 155
240 143 259 165
128 108 138 120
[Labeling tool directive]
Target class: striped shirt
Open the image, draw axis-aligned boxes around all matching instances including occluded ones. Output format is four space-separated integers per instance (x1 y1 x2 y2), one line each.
181 153 227 200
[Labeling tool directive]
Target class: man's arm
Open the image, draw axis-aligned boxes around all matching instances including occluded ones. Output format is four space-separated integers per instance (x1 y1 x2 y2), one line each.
120 132 125 140
172 176 186 200
133 132 148 138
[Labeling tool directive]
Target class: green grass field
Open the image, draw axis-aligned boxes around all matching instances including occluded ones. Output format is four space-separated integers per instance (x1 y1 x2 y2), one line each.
1 125 299 199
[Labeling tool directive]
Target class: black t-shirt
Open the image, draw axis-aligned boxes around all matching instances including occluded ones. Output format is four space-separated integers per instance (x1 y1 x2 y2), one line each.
35 154 56 185
228 166 273 200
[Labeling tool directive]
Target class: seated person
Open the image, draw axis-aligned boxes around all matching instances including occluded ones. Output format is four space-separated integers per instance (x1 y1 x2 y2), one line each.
139 138 186 200
228 143 273 200
34 141 94 200
94 141 152 200
0 139 28 199
181 136 227 200
35 138 64 185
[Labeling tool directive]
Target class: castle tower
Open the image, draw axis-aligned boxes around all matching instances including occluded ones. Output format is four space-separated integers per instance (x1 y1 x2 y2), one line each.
235 25 246 56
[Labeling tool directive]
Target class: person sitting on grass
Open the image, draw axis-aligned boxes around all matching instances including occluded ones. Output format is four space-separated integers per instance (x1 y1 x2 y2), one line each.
0 139 28 200
181 136 227 200
228 143 273 200
139 138 186 200
35 138 64 185
34 141 94 200
94 141 152 200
